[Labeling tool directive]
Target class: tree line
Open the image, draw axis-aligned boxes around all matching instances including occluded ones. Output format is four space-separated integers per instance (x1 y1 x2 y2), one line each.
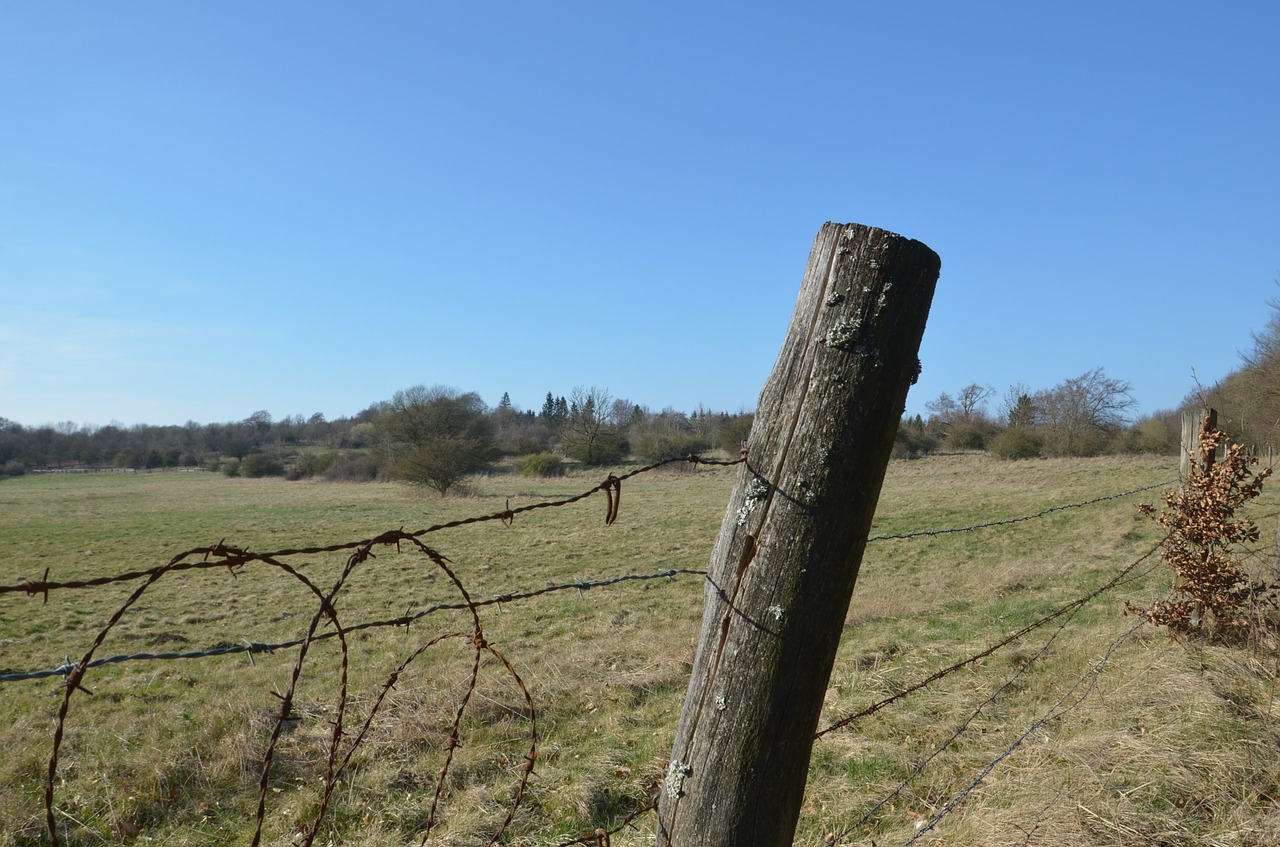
10 292 1280 488
898 366 1178 459
1196 286 1280 453
902 341 1280 461
0 387 753 495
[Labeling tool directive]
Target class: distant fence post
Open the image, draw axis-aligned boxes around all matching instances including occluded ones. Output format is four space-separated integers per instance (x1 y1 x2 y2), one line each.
1180 408 1217 480
656 223 940 846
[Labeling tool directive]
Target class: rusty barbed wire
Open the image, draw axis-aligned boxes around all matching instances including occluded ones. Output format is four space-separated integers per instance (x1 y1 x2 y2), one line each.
4 467 1160 606
2 454 742 601
3 459 1186 845
556 799 659 846
18 455 741 846
0 568 708 683
34 530 536 847
826 603 1081 843
814 544 1163 738
866 479 1176 541
889 608 1152 847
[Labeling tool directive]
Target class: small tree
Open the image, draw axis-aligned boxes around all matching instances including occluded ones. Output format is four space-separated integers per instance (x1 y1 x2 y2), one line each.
563 386 625 465
1035 367 1135 456
374 385 498 496
398 436 494 495
1129 416 1273 638
956 382 995 419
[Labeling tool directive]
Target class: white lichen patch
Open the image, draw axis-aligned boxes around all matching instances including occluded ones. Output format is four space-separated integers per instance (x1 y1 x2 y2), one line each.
824 291 845 307
767 604 785 621
665 759 693 799
736 477 771 526
824 319 862 351
715 695 727 711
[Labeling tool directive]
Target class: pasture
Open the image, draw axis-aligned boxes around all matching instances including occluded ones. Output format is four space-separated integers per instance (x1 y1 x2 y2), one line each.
3 453 1279 845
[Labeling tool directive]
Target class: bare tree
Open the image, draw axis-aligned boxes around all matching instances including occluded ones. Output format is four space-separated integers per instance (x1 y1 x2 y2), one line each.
924 392 958 424
927 383 994 425
956 383 995 421
564 386 624 464
1034 367 1135 456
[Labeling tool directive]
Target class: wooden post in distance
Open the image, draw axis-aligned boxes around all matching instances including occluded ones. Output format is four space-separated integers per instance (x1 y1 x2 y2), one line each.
657 223 941 845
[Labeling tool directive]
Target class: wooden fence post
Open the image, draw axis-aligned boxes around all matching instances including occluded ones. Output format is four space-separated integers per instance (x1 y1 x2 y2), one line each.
1181 408 1217 480
656 223 940 846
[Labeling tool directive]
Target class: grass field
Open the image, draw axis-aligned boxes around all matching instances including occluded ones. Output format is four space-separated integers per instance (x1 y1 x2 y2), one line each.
3 453 1280 846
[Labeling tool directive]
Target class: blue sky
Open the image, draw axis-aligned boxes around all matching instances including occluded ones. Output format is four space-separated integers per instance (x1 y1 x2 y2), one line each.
2 2 1277 428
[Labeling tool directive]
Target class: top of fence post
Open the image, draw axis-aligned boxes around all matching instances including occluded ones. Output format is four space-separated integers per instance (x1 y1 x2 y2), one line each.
1180 408 1217 480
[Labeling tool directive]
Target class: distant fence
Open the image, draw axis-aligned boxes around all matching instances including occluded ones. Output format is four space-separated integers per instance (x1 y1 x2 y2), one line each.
1 456 1191 846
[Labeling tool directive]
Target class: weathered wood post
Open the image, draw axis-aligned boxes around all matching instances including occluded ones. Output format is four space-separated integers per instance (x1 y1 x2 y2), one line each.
1180 408 1216 480
657 223 940 845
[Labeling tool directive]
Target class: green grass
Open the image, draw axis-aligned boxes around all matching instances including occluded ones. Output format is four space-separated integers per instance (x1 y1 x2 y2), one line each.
3 454 1279 845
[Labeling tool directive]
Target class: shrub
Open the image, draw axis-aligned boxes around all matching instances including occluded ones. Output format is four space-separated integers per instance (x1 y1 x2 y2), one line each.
713 413 754 454
630 430 709 464
521 452 564 477
240 453 286 478
1129 421 1275 639
324 454 380 481
893 427 939 459
219 457 241 477
565 432 627 466
945 420 988 450
504 435 551 456
395 436 497 496
1113 418 1176 455
988 427 1043 460
287 451 342 480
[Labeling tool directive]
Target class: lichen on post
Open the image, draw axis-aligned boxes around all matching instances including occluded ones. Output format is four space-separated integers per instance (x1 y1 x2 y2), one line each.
657 222 940 846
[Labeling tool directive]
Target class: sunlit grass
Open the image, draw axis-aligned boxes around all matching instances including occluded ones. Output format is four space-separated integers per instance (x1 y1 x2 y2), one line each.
3 453 1279 845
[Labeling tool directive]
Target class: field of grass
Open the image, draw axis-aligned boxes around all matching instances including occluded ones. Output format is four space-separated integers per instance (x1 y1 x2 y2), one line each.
3 453 1280 846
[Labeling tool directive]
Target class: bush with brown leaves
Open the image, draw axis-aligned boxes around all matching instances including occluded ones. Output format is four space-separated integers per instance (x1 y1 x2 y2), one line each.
1130 418 1274 638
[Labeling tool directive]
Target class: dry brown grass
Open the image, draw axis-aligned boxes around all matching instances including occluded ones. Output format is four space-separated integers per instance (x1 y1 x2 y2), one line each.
3 453 1280 845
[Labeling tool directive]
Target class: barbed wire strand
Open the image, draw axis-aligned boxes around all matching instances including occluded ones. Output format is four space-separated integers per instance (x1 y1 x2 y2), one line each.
866 479 1175 541
0 569 708 683
555 799 659 847
814 544 1163 738
25 455 746 846
545 481 1181 841
577 544 1171 842
2 454 745 601
895 608 1153 847
825 604 1081 844
3 476 1173 684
